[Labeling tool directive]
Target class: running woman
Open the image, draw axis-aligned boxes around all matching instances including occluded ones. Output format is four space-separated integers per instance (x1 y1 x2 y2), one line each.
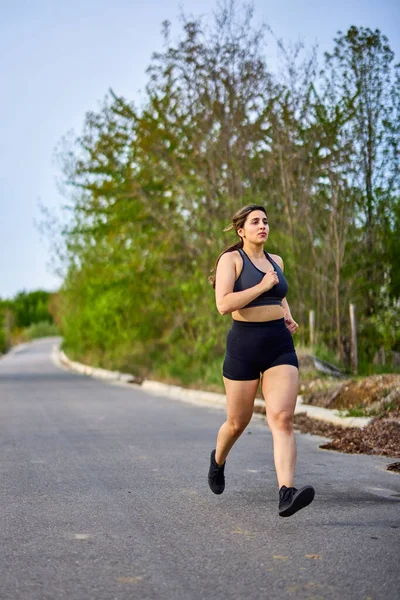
208 204 315 517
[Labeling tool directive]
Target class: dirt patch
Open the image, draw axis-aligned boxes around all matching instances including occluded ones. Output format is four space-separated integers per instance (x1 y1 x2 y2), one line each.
328 374 400 411
294 413 400 463
300 373 400 417
293 413 344 438
297 368 400 468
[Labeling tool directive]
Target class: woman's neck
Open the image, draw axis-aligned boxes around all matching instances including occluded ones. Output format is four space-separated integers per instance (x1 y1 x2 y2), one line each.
242 242 265 259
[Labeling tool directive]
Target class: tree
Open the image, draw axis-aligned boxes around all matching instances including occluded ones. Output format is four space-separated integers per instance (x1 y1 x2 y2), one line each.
48 7 399 379
324 27 398 315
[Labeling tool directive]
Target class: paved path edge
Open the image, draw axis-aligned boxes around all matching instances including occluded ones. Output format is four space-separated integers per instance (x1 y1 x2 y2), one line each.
51 341 372 429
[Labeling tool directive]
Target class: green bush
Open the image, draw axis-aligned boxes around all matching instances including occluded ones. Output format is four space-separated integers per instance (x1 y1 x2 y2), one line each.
0 329 6 354
22 321 59 341
152 350 224 391
12 291 54 328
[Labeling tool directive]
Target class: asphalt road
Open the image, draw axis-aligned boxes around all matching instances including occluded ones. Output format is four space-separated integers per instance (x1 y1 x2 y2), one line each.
0 338 399 600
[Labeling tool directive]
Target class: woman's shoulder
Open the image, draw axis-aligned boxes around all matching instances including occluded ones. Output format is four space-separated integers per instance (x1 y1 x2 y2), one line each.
268 252 284 270
217 249 242 269
220 249 242 261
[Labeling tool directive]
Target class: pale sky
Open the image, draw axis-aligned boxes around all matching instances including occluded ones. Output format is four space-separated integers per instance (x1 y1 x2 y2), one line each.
1 0 399 298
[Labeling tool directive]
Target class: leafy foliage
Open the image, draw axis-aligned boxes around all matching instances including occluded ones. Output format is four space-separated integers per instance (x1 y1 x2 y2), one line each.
11 290 54 328
0 291 56 351
21 321 59 341
47 5 400 382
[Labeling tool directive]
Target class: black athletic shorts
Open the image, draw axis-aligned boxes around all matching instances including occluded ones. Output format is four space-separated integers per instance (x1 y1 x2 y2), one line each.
222 318 299 381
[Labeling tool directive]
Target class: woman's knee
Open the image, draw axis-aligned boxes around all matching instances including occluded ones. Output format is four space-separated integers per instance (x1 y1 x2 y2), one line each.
228 417 251 437
267 409 294 433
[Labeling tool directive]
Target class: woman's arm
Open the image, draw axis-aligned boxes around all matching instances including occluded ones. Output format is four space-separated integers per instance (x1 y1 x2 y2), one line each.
215 252 278 315
282 297 293 319
272 254 299 335
282 298 299 334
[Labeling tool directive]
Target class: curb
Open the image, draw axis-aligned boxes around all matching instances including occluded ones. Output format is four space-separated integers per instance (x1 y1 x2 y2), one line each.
52 346 135 383
294 400 372 429
52 344 373 429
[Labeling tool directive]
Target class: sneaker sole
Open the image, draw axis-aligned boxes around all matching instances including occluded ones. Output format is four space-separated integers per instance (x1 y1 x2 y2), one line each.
208 480 225 495
279 485 315 517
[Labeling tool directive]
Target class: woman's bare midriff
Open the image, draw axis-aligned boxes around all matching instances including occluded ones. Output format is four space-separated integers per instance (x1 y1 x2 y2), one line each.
232 304 284 322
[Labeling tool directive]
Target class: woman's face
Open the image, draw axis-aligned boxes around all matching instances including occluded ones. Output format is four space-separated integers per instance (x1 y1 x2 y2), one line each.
238 210 269 243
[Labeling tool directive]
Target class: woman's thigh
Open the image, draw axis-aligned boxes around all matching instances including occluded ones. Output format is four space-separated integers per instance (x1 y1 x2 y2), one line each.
261 365 299 418
223 377 260 424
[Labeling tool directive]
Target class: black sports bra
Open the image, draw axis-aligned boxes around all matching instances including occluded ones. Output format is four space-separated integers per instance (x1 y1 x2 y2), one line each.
233 248 288 308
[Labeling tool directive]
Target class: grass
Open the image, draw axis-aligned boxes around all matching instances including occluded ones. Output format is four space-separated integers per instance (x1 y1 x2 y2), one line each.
338 407 369 418
153 353 225 392
357 361 400 376
21 321 59 341
59 339 400 406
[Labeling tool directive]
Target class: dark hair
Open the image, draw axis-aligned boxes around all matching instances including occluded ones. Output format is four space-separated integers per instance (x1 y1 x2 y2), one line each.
209 204 268 288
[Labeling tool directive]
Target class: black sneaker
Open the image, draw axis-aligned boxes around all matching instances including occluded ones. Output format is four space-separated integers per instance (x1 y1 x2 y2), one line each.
208 449 225 495
278 485 315 517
